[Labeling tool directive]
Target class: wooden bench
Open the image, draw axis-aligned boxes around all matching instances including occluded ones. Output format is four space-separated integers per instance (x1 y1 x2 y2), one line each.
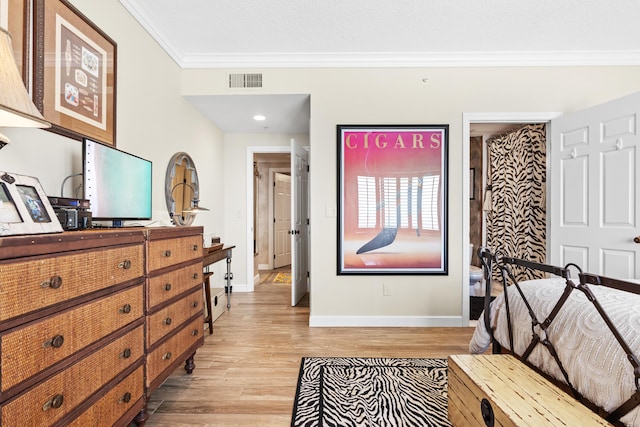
448 354 612 426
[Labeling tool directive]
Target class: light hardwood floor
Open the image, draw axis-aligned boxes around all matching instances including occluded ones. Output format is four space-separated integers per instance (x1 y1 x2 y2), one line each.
143 272 476 426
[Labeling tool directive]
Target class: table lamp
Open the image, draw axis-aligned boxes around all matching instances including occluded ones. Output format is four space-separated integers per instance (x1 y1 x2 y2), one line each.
170 181 209 225
0 27 50 148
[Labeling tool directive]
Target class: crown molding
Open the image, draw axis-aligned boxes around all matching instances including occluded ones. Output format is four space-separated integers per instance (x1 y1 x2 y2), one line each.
119 0 183 66
178 50 640 69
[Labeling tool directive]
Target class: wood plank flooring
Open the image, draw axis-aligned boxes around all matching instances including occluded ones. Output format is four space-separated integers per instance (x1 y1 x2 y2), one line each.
143 272 476 426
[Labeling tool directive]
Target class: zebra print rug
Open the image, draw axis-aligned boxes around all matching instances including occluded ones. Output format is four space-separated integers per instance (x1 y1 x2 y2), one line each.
291 357 451 427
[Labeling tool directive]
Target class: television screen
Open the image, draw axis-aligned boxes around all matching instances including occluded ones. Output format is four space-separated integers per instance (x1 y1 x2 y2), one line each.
83 139 152 224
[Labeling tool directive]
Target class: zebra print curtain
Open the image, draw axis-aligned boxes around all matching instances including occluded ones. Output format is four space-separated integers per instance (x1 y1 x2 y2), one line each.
487 123 546 281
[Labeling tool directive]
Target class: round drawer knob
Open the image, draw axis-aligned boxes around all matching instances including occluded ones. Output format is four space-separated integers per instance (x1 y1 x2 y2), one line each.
119 304 132 314
51 335 64 348
120 348 132 359
162 352 172 360
45 275 63 289
163 317 172 326
162 250 172 257
119 392 132 404
51 394 64 409
43 334 64 349
164 283 172 291
43 394 64 411
118 260 132 269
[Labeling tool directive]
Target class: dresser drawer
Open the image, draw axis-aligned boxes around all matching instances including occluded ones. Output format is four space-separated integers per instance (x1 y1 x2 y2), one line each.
147 235 202 271
147 261 202 309
0 244 143 322
1 326 144 427
147 289 203 347
1 285 143 392
147 317 202 387
68 365 144 427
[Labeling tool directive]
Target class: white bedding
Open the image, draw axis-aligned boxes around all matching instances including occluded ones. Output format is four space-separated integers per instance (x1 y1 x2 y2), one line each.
469 277 640 426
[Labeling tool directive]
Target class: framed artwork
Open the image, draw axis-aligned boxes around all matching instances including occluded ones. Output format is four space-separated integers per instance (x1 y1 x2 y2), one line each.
1 0 30 86
0 172 63 236
33 0 117 146
337 125 449 275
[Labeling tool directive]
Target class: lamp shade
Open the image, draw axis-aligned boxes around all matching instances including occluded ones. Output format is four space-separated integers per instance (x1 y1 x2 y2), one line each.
0 28 50 130
182 201 210 213
170 181 209 220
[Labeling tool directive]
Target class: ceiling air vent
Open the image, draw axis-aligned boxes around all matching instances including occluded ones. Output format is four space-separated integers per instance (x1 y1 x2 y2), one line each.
228 73 263 89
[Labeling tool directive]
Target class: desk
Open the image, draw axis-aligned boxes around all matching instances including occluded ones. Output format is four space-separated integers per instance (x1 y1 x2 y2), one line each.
203 245 234 310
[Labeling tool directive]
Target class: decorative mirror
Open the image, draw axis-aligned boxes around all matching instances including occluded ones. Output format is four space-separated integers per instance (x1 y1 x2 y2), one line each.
165 152 208 226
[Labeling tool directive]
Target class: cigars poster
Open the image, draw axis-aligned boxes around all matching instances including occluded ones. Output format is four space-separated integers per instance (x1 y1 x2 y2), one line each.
337 125 448 275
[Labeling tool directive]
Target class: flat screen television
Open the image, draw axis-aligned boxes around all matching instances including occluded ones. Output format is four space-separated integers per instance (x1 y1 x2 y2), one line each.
83 138 152 227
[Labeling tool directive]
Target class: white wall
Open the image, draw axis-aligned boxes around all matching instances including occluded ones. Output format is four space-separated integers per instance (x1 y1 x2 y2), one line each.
183 66 640 326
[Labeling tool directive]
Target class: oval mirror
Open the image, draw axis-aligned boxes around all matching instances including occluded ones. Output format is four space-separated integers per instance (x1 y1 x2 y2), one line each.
165 152 201 226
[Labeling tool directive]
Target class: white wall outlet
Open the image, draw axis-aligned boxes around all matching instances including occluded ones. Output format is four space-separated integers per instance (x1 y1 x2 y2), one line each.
383 282 391 296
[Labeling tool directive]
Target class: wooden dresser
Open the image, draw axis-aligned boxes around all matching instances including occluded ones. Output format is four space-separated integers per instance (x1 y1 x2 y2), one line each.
0 226 204 427
0 229 146 427
138 226 204 425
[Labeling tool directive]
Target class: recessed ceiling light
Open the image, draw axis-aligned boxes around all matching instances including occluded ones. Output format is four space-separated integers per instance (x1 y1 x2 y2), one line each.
253 115 266 121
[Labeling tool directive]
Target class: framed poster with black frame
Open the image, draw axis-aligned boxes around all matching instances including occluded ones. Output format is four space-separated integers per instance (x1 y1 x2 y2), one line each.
0 172 62 236
337 124 448 275
33 0 117 146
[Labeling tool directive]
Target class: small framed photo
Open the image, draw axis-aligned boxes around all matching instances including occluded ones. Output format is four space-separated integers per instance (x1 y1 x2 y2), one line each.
337 124 449 275
0 172 62 236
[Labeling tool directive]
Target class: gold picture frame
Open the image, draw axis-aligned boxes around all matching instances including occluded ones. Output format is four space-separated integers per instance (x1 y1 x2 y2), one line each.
33 0 117 146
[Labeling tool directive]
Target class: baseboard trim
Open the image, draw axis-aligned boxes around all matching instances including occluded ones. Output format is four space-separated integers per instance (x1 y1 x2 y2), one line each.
308 315 463 327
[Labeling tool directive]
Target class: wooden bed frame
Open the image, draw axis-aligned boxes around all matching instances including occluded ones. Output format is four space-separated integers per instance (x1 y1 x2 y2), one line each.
476 247 640 425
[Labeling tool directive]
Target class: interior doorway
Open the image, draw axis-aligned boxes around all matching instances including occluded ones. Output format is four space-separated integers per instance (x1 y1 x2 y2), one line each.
468 124 525 268
251 151 291 278
462 112 560 325
249 143 308 307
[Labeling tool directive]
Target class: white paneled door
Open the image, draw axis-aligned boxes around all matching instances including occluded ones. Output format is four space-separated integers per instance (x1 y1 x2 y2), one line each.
274 172 292 269
550 92 640 279
291 138 309 306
